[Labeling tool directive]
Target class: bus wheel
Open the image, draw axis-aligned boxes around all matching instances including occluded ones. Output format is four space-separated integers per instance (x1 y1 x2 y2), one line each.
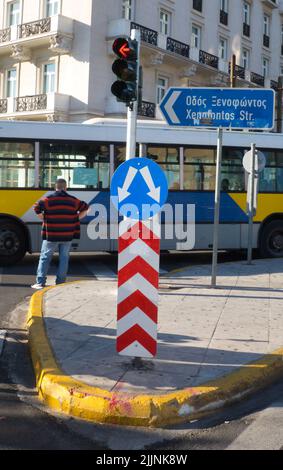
259 220 283 258
0 218 27 266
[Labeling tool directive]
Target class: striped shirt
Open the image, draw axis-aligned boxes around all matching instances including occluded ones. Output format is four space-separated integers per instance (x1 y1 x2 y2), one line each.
33 191 89 242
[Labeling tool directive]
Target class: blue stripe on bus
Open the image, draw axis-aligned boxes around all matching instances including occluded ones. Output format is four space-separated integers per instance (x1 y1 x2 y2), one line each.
84 191 248 224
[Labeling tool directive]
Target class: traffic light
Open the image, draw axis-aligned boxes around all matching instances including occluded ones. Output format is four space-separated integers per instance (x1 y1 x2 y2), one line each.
111 37 138 104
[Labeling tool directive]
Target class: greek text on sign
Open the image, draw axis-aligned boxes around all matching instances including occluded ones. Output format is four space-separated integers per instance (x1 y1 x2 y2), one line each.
159 88 275 130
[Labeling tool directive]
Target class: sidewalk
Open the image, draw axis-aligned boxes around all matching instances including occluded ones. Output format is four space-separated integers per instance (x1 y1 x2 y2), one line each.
27 258 283 427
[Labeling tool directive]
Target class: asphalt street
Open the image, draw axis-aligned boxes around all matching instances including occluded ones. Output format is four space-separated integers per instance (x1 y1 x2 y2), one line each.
0 250 283 451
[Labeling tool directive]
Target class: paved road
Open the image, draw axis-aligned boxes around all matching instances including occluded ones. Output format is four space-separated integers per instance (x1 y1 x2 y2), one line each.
1 250 283 450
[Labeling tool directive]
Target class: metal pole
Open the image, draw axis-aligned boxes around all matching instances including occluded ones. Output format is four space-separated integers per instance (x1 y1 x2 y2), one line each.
276 76 283 134
247 143 256 265
211 128 223 288
230 54 236 88
126 29 140 161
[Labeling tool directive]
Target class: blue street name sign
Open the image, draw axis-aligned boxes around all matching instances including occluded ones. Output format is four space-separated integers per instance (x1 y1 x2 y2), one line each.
110 157 168 221
159 87 275 130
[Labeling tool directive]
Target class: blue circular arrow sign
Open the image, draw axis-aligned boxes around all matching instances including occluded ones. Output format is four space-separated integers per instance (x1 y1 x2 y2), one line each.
110 157 168 221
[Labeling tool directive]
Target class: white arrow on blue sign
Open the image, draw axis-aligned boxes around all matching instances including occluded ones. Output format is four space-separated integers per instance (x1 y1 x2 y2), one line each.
159 87 275 130
110 157 168 221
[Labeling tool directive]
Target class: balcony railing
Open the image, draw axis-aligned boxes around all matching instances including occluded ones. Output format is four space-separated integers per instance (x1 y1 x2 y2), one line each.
166 37 190 58
138 101 156 118
18 17 51 39
229 63 246 80
270 80 278 91
199 50 219 69
15 94 48 112
0 27 11 43
251 72 265 87
220 10 228 25
0 99 7 113
130 22 158 46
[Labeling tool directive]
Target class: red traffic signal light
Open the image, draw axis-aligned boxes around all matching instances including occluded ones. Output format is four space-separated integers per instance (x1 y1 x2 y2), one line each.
111 37 138 104
112 38 137 60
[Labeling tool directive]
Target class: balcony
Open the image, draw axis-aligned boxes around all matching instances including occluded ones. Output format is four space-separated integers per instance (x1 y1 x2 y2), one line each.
166 37 190 58
250 72 265 86
270 80 278 90
0 93 70 120
0 15 73 57
130 22 158 46
0 28 11 44
229 63 246 80
0 99 7 114
199 50 218 69
107 18 271 99
138 101 156 118
105 93 155 118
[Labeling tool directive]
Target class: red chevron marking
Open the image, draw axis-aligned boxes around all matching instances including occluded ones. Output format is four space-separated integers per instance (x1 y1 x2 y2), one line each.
117 290 158 322
118 256 159 288
119 221 160 254
116 324 157 356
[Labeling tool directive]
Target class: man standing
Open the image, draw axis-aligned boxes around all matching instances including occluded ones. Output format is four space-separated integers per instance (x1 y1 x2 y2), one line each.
31 178 89 289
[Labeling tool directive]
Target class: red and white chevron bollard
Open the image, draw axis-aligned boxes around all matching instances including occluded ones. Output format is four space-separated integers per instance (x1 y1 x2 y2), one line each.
116 217 160 358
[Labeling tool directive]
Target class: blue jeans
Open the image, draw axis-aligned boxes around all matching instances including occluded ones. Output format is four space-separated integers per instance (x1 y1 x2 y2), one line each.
36 240 72 286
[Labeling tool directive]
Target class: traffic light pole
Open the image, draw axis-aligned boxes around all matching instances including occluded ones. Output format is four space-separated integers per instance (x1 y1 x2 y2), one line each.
126 29 140 161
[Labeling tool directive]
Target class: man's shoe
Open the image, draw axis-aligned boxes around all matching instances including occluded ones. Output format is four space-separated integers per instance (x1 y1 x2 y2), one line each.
31 283 45 290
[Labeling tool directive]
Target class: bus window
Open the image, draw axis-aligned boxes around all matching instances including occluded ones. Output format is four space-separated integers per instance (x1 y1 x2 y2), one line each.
147 146 180 190
184 148 215 190
0 142 34 188
114 144 139 169
259 167 276 192
39 142 110 189
221 148 245 191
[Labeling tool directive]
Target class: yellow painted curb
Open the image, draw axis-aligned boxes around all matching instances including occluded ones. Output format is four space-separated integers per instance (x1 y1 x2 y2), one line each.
27 282 283 427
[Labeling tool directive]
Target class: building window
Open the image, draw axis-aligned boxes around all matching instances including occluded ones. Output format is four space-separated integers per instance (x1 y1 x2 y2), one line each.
243 1 250 37
220 0 228 11
43 63 56 93
156 76 168 104
160 9 171 35
242 48 250 69
46 0 59 17
6 68 17 98
219 37 228 60
191 24 201 49
243 2 250 24
193 0 202 13
262 57 269 77
220 0 228 25
281 24 283 56
122 0 132 20
263 14 270 48
8 1 20 26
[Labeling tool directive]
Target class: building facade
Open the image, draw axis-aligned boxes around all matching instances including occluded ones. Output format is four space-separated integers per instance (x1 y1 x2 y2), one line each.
0 0 283 123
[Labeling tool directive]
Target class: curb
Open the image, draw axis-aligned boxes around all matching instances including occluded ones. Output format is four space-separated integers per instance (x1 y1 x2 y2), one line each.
27 282 283 427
